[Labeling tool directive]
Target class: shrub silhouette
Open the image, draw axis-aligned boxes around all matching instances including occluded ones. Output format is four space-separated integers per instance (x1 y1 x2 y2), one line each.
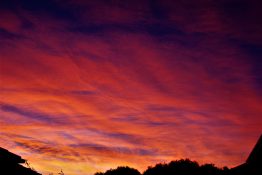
95 166 141 175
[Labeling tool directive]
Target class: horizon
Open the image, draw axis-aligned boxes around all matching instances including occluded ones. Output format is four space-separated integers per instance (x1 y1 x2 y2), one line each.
1 135 262 175
0 0 262 175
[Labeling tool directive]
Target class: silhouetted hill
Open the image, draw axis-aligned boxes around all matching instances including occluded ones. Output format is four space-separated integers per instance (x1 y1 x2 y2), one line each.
0 147 41 175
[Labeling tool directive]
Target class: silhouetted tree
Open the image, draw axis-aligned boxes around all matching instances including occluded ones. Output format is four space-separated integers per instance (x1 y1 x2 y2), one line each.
93 159 231 175
95 166 141 175
94 173 104 175
199 163 224 175
143 159 227 175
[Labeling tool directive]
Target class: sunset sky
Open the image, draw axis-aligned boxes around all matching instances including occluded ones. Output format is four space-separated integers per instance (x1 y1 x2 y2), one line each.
0 0 262 175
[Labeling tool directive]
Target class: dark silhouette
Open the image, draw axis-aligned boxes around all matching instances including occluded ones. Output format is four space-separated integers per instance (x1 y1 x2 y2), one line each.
95 166 141 175
1 134 261 175
0 147 41 175
230 134 262 175
143 159 229 175
94 159 230 175
94 134 262 175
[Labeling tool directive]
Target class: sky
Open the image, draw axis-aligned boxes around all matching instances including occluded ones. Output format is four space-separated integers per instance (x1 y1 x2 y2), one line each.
0 0 262 174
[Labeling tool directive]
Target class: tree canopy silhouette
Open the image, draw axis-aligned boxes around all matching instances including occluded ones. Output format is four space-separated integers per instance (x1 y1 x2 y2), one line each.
93 159 230 175
95 166 141 175
143 159 229 175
